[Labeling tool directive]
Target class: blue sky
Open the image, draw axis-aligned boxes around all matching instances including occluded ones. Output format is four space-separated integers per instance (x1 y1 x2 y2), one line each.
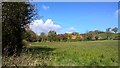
29 2 118 35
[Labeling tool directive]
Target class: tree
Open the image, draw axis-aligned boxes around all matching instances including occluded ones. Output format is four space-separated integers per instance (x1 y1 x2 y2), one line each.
39 32 47 42
112 27 118 33
67 34 71 41
2 2 36 56
94 30 101 34
48 31 57 42
95 36 99 40
56 34 61 41
85 32 93 41
23 25 37 42
28 30 37 42
106 28 112 40
59 34 67 42
63 33 69 41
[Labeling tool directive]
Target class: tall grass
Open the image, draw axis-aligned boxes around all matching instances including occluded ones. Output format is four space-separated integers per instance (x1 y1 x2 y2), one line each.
3 40 118 66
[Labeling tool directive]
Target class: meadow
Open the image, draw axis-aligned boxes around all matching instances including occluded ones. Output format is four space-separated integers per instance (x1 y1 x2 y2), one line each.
3 40 118 66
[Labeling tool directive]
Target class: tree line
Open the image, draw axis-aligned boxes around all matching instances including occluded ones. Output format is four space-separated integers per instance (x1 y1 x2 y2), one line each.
23 26 119 43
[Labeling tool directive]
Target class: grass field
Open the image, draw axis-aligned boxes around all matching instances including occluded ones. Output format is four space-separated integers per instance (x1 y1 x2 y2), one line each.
3 40 118 66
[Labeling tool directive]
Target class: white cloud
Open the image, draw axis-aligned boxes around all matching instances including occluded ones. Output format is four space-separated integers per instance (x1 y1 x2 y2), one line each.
41 5 50 10
67 27 76 31
29 19 61 35
63 27 76 34
65 32 73 34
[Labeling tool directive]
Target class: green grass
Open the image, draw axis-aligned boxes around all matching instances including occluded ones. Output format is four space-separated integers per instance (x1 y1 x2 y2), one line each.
3 40 118 66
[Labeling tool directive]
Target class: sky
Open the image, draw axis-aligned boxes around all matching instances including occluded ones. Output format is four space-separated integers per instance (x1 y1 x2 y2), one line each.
29 2 118 35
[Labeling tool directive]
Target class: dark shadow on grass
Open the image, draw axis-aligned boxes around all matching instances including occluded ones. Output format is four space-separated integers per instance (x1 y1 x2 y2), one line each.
26 46 56 56
27 46 55 52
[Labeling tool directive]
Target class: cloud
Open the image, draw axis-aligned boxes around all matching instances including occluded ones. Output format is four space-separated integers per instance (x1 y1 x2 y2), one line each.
41 5 50 10
67 27 76 31
65 32 73 34
29 19 61 35
63 27 76 34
